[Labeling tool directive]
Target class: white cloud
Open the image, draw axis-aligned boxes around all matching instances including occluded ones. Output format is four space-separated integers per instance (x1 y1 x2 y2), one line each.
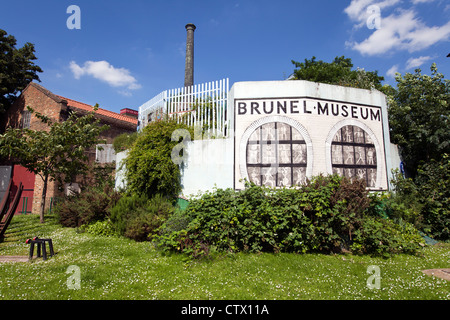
410 0 435 4
405 55 432 69
385 56 433 77
345 7 450 55
69 61 85 79
406 22 450 51
344 0 401 29
344 0 373 21
386 64 400 78
69 60 141 91
118 90 133 97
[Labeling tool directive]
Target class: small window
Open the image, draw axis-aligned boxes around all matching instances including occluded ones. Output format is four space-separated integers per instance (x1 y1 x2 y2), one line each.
65 183 81 196
96 144 116 163
22 110 31 129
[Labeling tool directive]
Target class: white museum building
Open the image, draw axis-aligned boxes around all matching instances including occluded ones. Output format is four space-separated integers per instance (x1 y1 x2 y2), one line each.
125 78 401 198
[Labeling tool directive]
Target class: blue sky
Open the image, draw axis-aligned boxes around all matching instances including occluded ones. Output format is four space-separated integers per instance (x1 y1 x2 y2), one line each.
1 0 449 114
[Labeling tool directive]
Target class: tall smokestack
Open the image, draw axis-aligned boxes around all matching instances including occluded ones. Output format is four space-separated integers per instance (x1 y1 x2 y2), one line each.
184 23 196 87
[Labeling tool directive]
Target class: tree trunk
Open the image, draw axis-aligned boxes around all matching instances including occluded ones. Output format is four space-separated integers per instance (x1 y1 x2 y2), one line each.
39 174 48 223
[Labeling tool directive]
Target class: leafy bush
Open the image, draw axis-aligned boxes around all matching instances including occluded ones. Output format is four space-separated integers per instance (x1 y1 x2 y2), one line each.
155 174 427 258
124 214 158 242
109 194 148 235
109 194 174 241
156 208 191 238
155 175 405 257
112 131 139 153
80 219 119 237
300 174 370 252
124 119 194 201
351 217 424 257
388 170 424 225
415 154 449 240
385 157 449 241
56 161 120 228
56 184 121 228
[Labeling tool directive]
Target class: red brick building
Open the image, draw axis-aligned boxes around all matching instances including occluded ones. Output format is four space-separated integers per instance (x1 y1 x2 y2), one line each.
0 82 138 215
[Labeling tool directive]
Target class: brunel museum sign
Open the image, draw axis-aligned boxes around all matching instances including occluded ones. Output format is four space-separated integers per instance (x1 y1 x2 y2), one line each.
231 82 390 191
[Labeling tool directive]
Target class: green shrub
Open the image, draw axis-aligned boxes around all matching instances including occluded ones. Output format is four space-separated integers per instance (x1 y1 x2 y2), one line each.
388 170 424 226
124 119 194 201
154 174 429 258
351 217 424 257
112 131 139 153
155 175 379 257
156 208 191 237
415 154 449 240
109 194 149 235
385 158 449 241
56 161 120 228
110 194 174 241
124 214 159 242
56 184 121 228
80 219 119 237
55 196 79 228
300 174 370 252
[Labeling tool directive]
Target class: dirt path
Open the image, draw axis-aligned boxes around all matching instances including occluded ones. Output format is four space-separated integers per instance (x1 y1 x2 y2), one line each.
0 256 29 262
422 269 450 281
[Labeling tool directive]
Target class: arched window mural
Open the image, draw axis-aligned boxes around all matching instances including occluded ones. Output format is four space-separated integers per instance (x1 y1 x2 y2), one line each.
330 125 377 187
244 119 310 187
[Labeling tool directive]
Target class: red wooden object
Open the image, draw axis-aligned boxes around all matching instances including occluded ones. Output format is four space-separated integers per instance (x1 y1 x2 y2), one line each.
11 165 35 214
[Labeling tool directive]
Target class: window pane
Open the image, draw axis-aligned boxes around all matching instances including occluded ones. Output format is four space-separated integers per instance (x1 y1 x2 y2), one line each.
246 122 307 187
331 125 377 188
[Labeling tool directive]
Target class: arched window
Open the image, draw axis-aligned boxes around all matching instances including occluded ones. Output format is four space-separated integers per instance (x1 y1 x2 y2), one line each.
330 125 377 187
241 116 312 187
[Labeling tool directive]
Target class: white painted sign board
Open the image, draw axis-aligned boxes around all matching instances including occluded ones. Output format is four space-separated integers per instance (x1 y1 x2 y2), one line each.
229 80 392 191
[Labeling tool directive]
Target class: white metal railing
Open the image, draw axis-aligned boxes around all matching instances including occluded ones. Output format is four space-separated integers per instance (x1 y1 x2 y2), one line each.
138 78 229 137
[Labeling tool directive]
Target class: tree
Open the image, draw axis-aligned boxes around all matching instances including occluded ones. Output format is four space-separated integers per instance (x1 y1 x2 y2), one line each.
0 29 43 113
415 154 449 240
388 63 449 178
0 106 108 223
290 56 385 91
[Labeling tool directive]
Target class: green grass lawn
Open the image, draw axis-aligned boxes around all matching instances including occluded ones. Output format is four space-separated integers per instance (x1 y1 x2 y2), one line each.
0 214 448 300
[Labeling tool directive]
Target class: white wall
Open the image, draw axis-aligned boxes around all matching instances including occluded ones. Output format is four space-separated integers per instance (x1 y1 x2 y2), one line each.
114 140 234 198
180 138 234 197
388 143 402 187
114 150 129 191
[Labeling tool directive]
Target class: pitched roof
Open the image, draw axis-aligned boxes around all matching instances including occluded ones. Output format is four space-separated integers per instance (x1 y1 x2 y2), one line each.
23 82 138 127
56 95 138 126
28 82 64 104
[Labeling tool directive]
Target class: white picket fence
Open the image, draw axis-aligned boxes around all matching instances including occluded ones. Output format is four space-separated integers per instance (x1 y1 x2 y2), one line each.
139 78 229 137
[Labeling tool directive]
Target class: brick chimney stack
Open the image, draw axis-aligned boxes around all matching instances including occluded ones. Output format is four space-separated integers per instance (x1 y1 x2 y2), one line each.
120 108 139 119
184 23 196 88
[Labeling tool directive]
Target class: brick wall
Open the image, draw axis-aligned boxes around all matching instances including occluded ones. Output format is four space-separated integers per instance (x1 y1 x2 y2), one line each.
1 82 137 215
1 83 64 214
1 83 64 132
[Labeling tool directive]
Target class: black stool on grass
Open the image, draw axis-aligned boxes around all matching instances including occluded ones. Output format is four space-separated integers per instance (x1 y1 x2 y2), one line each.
26 237 54 261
